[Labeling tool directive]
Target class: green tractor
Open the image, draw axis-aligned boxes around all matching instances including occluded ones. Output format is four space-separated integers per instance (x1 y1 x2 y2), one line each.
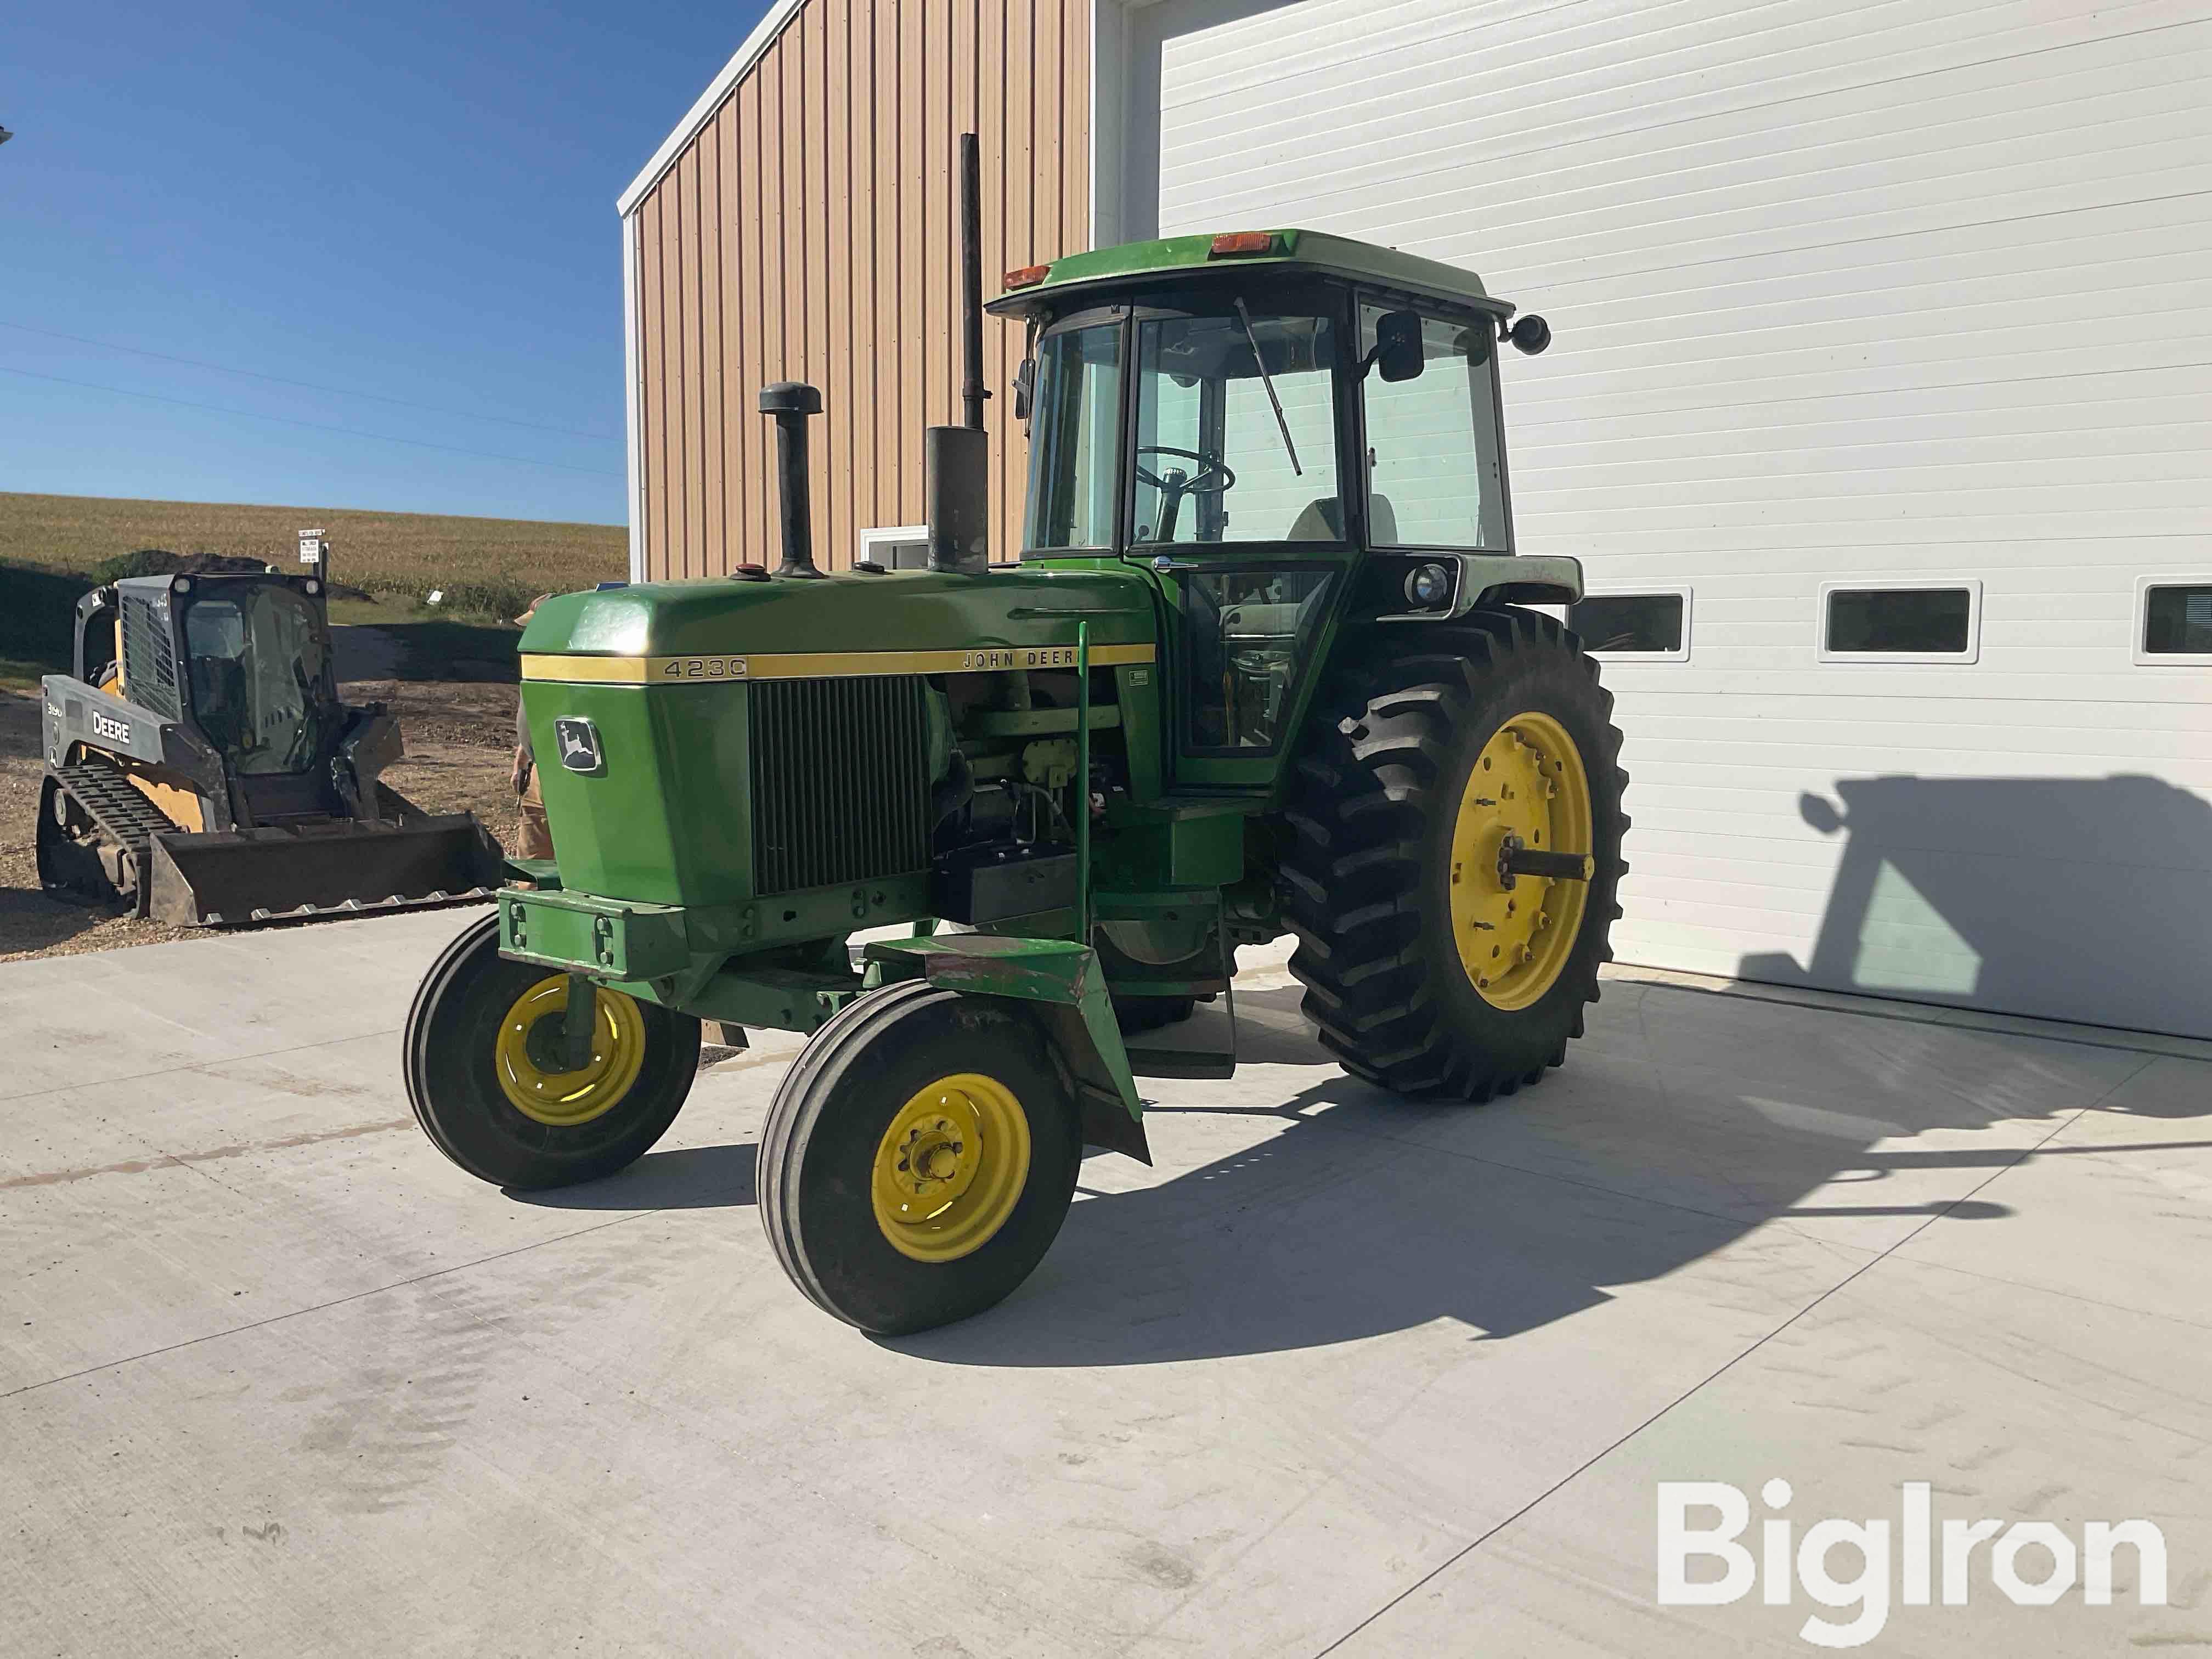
404 144 1626 1335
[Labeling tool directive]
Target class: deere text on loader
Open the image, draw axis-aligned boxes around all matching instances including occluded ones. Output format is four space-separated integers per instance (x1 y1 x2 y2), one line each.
404 139 1627 1335
37 559 501 926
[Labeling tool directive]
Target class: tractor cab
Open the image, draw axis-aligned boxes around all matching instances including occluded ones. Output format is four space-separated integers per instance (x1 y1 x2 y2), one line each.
990 229 1564 787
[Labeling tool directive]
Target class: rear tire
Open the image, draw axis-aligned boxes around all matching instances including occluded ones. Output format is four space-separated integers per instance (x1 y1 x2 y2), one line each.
1280 610 1628 1102
404 912 700 1189
760 981 1081 1335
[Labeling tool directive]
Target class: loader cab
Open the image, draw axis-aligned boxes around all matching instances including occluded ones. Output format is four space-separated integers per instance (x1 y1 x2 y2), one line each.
995 230 1531 792
111 573 340 809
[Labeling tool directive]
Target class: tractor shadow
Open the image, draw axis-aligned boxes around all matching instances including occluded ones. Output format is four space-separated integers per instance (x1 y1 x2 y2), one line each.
890 983 2193 1368
1735 775 2212 1041
505 1141 758 1211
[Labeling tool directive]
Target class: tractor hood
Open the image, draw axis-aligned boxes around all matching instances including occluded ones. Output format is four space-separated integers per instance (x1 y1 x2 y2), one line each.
520 566 1158 682
514 566 1163 912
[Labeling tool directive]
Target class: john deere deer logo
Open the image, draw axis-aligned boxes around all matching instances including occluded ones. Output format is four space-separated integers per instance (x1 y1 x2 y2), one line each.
553 718 602 774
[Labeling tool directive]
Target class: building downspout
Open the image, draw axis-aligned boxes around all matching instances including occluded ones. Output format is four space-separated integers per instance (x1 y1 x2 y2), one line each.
1089 0 1126 246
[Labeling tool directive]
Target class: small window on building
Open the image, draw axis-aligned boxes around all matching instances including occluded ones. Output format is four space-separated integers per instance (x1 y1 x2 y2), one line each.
858 525 930 569
2137 578 2212 662
1568 590 1689 661
1819 581 1980 662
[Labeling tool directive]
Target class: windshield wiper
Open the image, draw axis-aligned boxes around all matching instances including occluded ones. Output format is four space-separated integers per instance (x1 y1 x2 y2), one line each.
1233 297 1302 477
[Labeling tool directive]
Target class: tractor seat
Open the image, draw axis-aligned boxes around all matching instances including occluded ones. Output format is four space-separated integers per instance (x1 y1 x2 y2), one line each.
1287 493 1398 544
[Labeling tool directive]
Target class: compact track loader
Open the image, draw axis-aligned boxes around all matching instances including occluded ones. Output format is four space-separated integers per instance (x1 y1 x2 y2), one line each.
37 565 501 926
405 138 1627 1334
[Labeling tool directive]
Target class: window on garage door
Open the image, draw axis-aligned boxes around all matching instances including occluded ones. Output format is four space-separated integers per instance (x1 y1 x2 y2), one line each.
2136 578 2212 663
1819 581 1982 663
1358 305 1507 551
1569 590 1690 660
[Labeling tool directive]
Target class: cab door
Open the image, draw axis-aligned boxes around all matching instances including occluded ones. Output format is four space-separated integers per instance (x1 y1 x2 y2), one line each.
1120 291 1357 793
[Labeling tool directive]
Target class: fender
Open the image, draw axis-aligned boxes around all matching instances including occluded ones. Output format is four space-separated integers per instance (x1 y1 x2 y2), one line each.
864 934 1152 1165
1365 552 1585 622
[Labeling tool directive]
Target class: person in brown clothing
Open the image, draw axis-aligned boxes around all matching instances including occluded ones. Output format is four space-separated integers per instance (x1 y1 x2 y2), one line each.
512 594 555 859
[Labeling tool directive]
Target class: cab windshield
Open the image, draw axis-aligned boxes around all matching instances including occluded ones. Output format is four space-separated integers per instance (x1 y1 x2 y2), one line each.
1131 308 1340 546
182 584 333 775
1020 304 1345 553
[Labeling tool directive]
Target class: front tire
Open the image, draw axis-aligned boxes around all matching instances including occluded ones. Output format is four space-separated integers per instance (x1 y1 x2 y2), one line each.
404 912 700 1189
759 981 1081 1335
1280 610 1628 1102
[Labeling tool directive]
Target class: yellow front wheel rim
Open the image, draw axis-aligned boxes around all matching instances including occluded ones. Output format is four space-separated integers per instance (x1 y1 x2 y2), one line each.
1448 710 1594 1011
494 977 648 1126
871 1074 1032 1263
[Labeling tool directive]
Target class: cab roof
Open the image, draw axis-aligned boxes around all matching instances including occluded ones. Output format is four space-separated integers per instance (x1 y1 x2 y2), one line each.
986 229 1507 320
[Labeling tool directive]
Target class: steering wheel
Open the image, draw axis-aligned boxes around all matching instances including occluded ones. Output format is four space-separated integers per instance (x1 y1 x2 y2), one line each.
1134 445 1237 496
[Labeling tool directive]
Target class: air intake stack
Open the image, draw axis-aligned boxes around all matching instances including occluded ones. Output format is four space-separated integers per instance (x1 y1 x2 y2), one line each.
759 381 826 579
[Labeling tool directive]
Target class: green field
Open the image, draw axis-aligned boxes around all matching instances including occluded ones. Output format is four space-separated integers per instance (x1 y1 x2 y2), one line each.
1 492 626 684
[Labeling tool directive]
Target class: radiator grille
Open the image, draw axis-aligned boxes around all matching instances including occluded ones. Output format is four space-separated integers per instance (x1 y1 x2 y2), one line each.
119 591 180 720
748 676 933 896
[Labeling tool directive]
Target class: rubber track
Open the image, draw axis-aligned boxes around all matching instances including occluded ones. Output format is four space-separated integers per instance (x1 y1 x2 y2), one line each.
53 760 179 858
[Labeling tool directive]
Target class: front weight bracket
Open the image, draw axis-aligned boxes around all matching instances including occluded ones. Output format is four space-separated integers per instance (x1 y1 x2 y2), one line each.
562 973 597 1071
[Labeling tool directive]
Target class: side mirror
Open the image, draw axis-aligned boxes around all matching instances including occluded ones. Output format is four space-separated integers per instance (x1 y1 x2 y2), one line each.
1508 314 1551 356
1373 311 1425 382
1012 356 1036 422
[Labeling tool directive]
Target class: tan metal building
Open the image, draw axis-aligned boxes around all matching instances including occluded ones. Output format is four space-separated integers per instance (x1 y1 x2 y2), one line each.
619 0 1092 582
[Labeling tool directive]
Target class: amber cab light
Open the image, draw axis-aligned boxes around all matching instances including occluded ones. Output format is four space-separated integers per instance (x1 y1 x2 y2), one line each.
1003 264 1051 289
1209 232 1274 257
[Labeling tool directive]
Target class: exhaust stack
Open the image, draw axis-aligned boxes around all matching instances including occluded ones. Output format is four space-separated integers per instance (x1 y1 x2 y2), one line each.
929 132 991 575
759 381 826 579
959 131 988 433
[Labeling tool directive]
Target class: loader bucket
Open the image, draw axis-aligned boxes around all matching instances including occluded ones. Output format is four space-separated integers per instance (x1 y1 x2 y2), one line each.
146 815 504 927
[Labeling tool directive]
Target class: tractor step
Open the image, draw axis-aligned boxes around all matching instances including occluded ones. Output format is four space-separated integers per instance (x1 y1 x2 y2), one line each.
1121 1046 1237 1081
1124 957 1239 1080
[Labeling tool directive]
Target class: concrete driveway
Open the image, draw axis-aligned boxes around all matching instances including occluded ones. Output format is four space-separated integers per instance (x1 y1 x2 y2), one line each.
3 911 2207 1656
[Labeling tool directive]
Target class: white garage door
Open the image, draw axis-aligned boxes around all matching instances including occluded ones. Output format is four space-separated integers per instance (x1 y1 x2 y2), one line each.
1121 0 2212 1037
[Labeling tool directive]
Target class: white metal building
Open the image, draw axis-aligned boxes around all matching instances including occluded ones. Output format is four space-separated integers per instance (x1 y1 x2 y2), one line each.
630 0 2212 1037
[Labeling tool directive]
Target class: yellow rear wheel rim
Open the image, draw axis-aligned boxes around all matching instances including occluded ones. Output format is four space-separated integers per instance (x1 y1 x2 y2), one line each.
1447 710 1594 1011
871 1073 1031 1263
494 977 648 1127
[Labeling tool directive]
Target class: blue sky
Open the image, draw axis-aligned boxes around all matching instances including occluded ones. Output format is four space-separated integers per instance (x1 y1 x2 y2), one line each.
2 0 769 524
